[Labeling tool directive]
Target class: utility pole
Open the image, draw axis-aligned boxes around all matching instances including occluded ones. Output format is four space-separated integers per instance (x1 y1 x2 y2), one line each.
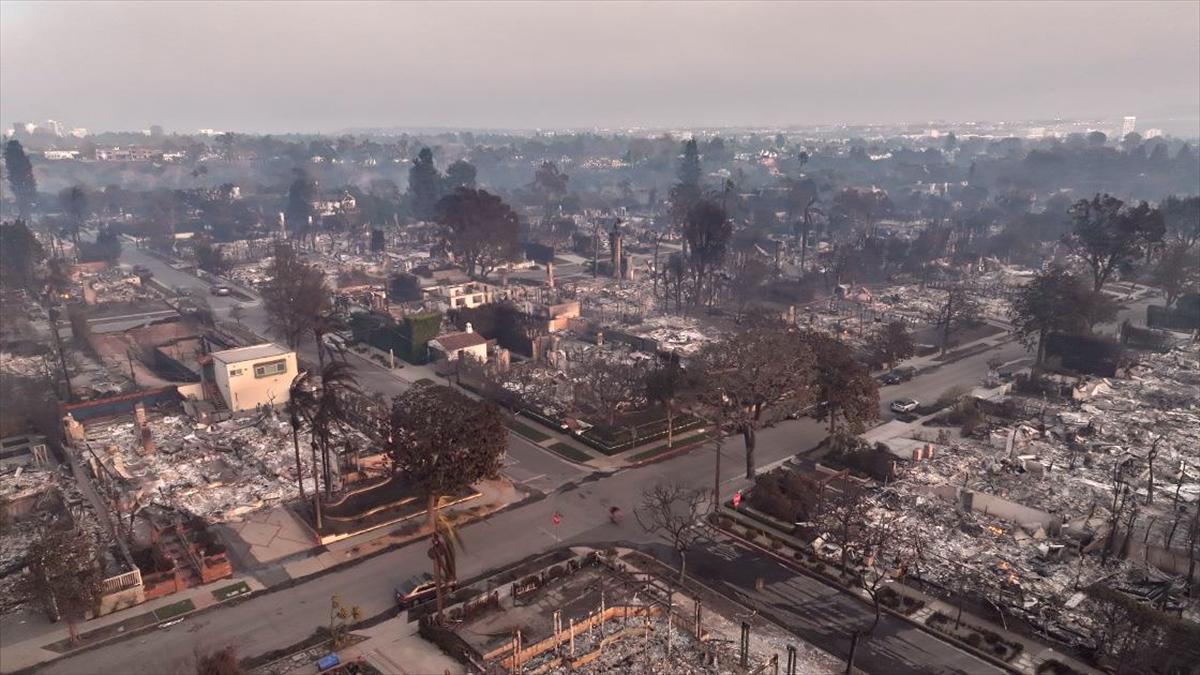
845 631 860 675
712 429 725 511
48 306 74 401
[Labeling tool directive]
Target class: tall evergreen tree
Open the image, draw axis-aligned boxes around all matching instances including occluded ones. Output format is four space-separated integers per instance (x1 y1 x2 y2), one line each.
408 147 442 221
4 140 37 220
678 138 702 187
0 220 46 292
285 169 317 242
59 186 88 247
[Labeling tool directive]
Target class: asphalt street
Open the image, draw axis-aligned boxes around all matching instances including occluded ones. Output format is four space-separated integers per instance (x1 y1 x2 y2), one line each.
29 245 1070 673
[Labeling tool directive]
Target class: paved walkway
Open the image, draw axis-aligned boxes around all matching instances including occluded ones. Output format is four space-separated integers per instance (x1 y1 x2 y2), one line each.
0 575 267 673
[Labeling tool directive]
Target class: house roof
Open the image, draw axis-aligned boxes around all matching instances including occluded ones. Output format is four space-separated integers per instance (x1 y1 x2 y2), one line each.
211 343 292 365
429 331 488 353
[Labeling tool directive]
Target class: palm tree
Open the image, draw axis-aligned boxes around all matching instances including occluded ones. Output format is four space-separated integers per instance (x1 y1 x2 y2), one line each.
286 372 315 501
311 313 345 369
307 361 360 499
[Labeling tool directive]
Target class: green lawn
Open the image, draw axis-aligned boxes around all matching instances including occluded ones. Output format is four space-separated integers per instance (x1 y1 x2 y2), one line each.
629 433 714 463
506 418 551 442
212 581 251 602
154 598 196 621
547 442 592 463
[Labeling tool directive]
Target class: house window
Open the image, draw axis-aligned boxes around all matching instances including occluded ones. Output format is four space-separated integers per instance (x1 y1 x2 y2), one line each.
253 359 288 378
229 368 244 377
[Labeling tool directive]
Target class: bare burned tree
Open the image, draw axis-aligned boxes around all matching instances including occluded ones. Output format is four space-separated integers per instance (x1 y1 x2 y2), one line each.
857 512 903 634
930 285 981 355
261 243 331 349
194 646 245 675
635 482 708 582
817 476 871 574
572 350 645 427
24 522 104 643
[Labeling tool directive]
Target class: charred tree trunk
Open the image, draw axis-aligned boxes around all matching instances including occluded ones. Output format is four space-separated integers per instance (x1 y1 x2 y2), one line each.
291 423 306 500
742 425 756 479
429 493 446 620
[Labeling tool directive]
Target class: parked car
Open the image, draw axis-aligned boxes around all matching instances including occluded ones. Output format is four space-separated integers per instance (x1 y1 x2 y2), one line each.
394 572 454 608
890 398 919 413
786 400 830 420
880 367 916 385
210 285 232 297
321 333 348 353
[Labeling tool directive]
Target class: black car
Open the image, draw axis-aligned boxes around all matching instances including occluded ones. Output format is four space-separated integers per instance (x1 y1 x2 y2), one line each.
880 367 916 385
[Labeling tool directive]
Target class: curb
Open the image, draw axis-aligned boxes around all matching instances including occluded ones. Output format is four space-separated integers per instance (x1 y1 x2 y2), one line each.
627 435 715 468
14 489 548 673
710 521 1026 675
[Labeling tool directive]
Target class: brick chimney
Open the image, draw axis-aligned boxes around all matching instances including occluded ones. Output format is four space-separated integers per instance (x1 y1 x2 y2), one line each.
133 402 155 455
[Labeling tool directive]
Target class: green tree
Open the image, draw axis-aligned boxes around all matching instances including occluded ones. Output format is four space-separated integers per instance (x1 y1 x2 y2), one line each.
695 328 815 478
530 161 569 215
678 138 702 188
802 331 879 433
408 147 442 222
388 385 506 620
1149 240 1199 307
1160 195 1199 249
194 241 229 275
4 140 37 221
1009 267 1093 363
25 523 104 643
0 221 45 292
1067 194 1165 292
285 168 317 243
443 159 477 192
435 188 520 279
59 185 88 247
683 199 731 306
261 243 331 349
865 321 914 370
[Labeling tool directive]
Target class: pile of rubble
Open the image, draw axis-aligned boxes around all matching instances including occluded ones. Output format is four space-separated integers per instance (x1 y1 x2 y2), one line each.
0 351 56 380
631 315 718 356
873 341 1200 644
0 466 107 613
79 409 370 522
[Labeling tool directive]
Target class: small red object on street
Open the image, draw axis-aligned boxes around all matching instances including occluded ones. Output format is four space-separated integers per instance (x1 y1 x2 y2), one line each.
552 512 561 525
732 490 742 508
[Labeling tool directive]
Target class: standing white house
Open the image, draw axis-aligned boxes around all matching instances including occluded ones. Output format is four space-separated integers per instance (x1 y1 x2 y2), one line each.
428 324 489 363
210 343 296 412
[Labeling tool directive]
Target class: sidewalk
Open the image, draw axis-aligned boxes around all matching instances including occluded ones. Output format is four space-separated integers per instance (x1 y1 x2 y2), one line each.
0 476 527 673
711 513 1101 675
0 575 266 674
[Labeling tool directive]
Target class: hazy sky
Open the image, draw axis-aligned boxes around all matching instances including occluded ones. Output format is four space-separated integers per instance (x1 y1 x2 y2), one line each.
2 1 1198 134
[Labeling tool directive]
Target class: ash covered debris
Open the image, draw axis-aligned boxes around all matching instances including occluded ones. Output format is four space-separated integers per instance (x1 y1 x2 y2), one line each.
78 406 370 522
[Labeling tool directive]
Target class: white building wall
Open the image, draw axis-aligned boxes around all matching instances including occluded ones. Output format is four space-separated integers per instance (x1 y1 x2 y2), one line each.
219 353 297 411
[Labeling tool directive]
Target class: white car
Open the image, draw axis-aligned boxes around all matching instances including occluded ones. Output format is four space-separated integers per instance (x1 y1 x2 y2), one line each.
890 398 919 413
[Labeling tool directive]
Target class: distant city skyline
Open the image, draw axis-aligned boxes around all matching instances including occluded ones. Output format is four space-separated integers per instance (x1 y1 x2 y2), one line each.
2 1 1198 136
